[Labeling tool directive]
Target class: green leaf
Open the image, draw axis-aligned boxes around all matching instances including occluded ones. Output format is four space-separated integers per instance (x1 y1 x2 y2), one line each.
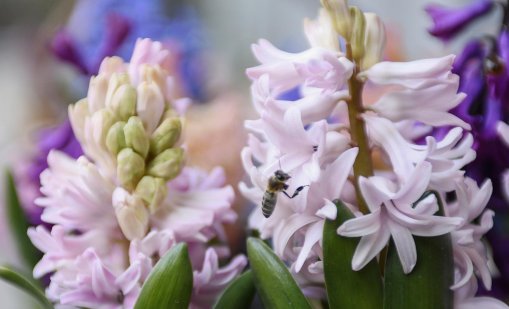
0 265 52 309
134 243 193 309
247 237 312 309
323 200 383 309
213 270 255 309
383 191 454 309
5 170 41 269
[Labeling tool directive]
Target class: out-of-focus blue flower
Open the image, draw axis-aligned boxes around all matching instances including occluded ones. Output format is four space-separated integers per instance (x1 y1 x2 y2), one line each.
50 0 207 101
426 0 494 41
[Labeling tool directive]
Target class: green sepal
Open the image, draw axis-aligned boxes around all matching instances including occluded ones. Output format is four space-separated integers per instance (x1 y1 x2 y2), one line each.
134 243 193 309
247 237 312 309
213 270 255 309
0 265 53 309
323 199 383 309
5 170 41 269
383 191 454 309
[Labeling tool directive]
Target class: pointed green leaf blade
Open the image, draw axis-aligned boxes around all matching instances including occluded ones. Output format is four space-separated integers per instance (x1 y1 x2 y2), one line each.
213 270 255 309
383 191 454 309
247 237 312 309
134 243 193 309
0 265 52 309
323 200 383 309
5 170 41 269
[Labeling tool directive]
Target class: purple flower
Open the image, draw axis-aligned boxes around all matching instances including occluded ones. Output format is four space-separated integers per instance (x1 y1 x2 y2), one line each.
13 120 82 226
426 0 495 41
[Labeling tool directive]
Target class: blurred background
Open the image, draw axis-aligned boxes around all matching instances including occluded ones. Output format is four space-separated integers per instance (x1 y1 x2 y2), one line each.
0 0 500 306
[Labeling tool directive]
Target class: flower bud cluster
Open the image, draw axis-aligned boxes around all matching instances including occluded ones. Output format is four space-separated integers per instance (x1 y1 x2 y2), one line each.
320 0 385 69
69 40 188 239
29 39 245 308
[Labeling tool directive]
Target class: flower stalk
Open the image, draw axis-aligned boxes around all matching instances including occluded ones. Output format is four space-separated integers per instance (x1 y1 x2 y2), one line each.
345 42 372 215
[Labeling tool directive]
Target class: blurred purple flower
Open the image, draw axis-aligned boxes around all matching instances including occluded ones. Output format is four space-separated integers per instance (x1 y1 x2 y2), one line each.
426 0 494 41
50 0 206 101
428 24 509 299
14 120 82 226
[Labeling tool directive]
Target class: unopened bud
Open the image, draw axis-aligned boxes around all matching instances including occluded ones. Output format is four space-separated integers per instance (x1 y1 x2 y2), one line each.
349 6 366 62
68 98 89 142
105 73 130 110
111 84 137 120
90 108 116 147
113 187 149 240
146 148 184 180
361 13 386 70
124 116 149 158
321 0 351 39
135 176 167 213
150 117 182 156
87 75 109 113
137 81 165 133
117 148 145 190
106 121 127 155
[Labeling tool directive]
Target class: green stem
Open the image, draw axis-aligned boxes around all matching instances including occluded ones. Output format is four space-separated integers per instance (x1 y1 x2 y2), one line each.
345 43 373 215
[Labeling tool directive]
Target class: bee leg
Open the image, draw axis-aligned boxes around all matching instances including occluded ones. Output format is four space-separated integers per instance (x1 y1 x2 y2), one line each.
282 185 309 199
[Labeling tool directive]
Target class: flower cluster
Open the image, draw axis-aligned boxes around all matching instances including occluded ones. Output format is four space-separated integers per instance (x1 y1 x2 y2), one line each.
427 0 509 298
240 0 505 305
28 38 245 308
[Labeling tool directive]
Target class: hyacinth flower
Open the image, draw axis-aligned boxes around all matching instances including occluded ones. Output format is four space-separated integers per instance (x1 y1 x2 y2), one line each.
229 0 509 308
426 0 509 300
51 0 206 101
1 38 246 308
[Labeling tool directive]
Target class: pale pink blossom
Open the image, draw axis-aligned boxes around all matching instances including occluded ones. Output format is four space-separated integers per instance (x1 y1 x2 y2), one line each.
448 178 493 290
249 75 348 126
191 248 247 309
337 162 463 273
454 277 508 309
363 115 475 190
36 151 118 234
151 167 236 242
246 39 353 94
57 248 141 309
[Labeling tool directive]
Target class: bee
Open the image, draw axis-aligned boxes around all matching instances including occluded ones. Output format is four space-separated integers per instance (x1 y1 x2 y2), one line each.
262 169 308 218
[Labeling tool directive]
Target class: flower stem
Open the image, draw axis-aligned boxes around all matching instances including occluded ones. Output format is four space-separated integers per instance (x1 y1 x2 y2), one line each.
345 43 373 215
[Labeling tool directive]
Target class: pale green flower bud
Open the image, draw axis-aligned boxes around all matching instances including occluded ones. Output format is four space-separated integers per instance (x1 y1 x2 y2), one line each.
117 148 145 190
111 85 137 120
113 187 149 240
149 117 182 156
135 176 167 213
146 148 184 180
124 116 149 158
106 121 127 155
349 6 366 62
321 0 351 40
361 13 386 70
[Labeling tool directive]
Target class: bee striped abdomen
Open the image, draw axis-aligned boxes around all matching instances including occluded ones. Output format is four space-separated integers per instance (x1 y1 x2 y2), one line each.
262 191 277 218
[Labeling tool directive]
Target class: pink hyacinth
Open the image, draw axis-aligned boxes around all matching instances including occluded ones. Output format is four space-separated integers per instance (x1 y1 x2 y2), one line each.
28 38 245 308
240 4 502 304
